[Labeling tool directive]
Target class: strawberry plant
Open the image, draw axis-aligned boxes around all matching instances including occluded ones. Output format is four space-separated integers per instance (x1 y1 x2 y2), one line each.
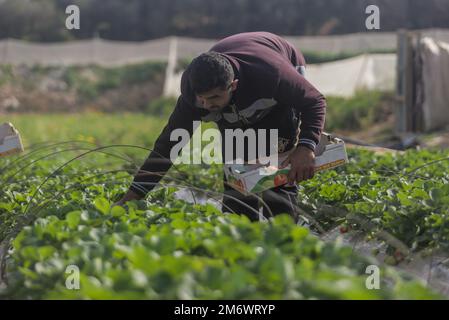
1 114 448 299
1 193 440 299
297 148 449 254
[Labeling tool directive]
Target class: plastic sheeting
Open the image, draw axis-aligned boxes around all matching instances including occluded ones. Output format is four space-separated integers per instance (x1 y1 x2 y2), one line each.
163 54 397 98
306 54 396 97
1 29 448 66
420 37 449 131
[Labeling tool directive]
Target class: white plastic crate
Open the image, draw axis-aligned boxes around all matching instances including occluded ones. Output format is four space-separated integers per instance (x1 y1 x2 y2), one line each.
224 132 348 195
0 122 24 158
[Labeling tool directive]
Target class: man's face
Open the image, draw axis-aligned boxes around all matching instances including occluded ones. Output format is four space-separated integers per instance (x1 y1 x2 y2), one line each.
196 80 238 112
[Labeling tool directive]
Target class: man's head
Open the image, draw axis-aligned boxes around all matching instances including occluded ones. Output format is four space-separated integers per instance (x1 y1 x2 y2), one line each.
189 52 239 111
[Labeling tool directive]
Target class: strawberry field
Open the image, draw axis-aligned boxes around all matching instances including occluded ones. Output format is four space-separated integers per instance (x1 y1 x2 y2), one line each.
1 114 448 299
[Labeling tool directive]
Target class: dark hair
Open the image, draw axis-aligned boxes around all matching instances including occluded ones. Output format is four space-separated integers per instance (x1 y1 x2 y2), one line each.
188 51 234 94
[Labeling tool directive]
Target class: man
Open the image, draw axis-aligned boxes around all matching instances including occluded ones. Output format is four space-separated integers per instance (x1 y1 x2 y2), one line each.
116 31 326 222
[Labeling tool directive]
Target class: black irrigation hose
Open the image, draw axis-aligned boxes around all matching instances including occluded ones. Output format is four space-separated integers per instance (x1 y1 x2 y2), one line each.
10 146 445 225
4 144 201 220
4 177 448 292
0 176 265 284
0 140 96 174
2 139 139 178
2 137 448 292
19 180 255 233
13 143 449 238
403 156 449 177
28 181 238 231
4 146 137 183
5 142 449 249
13 149 268 224
19 143 211 215
19 145 140 215
383 156 449 190
24 167 194 218
4 152 139 188
296 157 449 272
25 173 133 219
13 176 415 261
302 160 447 196
14 145 273 225
13 143 228 214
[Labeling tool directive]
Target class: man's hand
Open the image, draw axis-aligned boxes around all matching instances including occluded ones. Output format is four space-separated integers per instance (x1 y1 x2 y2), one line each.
113 189 143 207
279 146 315 185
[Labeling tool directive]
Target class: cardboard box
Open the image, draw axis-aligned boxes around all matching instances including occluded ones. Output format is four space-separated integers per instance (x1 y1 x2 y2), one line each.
0 122 24 158
224 133 348 195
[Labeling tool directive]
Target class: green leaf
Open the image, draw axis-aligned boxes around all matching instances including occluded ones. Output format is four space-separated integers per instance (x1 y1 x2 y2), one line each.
0 202 14 211
111 206 126 218
94 197 111 215
37 246 56 260
171 219 189 230
66 211 82 229
397 192 413 206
